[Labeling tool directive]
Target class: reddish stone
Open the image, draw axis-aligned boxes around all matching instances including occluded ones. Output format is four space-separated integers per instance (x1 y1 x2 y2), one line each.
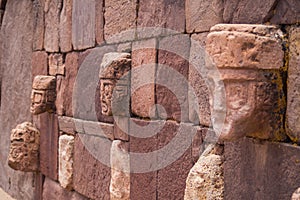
58 116 75 135
270 0 300 24
33 0 45 50
95 80 114 123
186 0 224 33
31 51 48 80
59 0 72 52
157 122 193 200
104 0 136 43
156 35 190 122
44 0 60 52
114 117 129 141
131 38 157 118
224 137 300 200
192 127 204 163
95 0 104 45
72 0 95 50
137 0 185 38
34 113 59 181
287 27 300 143
49 53 65 76
73 134 111 199
223 0 277 23
43 178 88 200
56 52 79 116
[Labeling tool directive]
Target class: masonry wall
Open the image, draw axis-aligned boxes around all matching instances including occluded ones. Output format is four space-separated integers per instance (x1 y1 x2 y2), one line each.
0 0 299 200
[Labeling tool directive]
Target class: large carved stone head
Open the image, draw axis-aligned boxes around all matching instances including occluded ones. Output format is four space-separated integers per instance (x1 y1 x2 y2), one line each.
30 75 56 115
8 122 40 172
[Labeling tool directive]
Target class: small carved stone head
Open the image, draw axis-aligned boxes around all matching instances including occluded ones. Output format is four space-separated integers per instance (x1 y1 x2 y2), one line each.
30 75 56 115
8 122 40 172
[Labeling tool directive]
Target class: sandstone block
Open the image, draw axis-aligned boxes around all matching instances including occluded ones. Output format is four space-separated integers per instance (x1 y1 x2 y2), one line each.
137 0 185 38
59 134 74 190
270 0 300 24
31 75 56 115
110 140 130 200
56 52 79 116
104 0 136 43
8 122 40 172
95 0 104 45
156 35 190 122
33 0 45 50
185 0 224 33
189 33 211 126
72 0 95 50
287 27 300 143
223 0 277 23
31 51 48 79
35 113 59 180
58 116 75 135
73 134 111 199
117 42 132 53
131 38 156 118
44 0 61 52
224 137 300 199
49 53 65 76
43 178 88 200
114 117 129 141
59 0 72 52
206 24 286 141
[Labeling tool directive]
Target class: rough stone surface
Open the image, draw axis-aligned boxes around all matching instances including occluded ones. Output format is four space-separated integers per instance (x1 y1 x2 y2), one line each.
206 24 286 141
31 75 56 115
184 146 224 200
74 118 114 140
34 113 59 180
59 134 74 190
137 0 185 38
270 0 300 24
287 27 300 143
33 0 45 50
8 122 40 172
95 0 104 45
223 0 277 23
110 140 130 200
131 38 157 118
157 122 193 200
56 52 79 116
44 0 61 52
114 117 129 141
104 0 136 43
59 0 72 52
192 127 204 164
72 0 95 50
224 137 300 200
58 116 76 134
185 0 224 33
0 1 36 198
73 134 111 199
156 35 190 122
206 24 284 69
49 53 65 76
43 178 88 200
99 53 131 117
189 33 211 126
31 51 48 79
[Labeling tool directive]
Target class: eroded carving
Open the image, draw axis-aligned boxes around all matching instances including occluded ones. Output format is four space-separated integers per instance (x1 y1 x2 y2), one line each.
99 53 131 116
31 75 56 115
8 122 40 172
206 24 286 141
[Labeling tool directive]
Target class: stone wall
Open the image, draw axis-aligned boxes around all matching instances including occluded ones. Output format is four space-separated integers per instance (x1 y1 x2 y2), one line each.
0 0 299 200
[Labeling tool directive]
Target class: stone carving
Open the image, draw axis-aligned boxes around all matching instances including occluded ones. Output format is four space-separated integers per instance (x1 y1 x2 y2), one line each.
49 53 65 76
31 75 56 115
8 122 40 172
99 53 131 117
206 24 286 141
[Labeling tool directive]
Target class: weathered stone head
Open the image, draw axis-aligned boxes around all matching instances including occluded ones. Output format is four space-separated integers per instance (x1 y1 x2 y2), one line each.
31 75 56 115
206 24 286 141
99 53 131 116
8 122 40 172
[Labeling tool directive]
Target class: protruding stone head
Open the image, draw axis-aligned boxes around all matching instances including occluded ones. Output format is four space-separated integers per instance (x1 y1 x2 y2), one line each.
8 122 40 172
31 75 56 115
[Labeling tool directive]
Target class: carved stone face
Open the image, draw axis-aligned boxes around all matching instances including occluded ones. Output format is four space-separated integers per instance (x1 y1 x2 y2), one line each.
30 75 56 115
100 80 115 115
8 122 40 172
